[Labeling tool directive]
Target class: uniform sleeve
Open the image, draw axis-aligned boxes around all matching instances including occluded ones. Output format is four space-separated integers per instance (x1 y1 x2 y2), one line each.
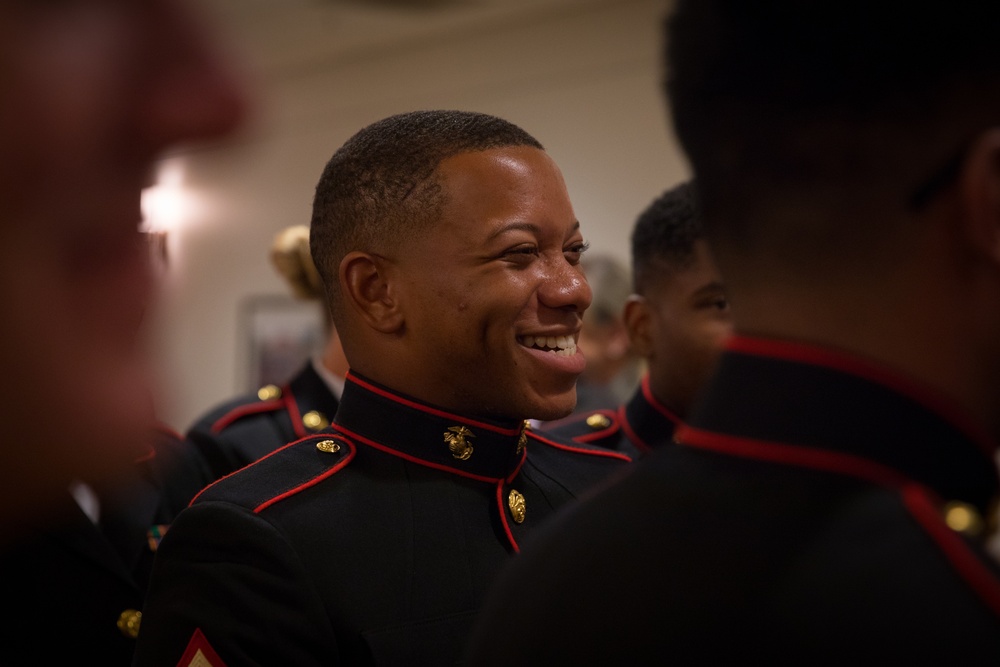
133 502 339 666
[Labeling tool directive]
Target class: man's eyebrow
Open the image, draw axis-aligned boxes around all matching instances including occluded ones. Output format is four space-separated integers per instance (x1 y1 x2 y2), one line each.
485 220 581 242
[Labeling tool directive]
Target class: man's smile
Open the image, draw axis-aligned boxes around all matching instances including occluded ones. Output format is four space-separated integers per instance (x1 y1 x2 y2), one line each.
517 334 578 356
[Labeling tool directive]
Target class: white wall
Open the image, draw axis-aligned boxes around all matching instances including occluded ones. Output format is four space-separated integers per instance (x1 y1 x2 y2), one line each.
150 0 690 431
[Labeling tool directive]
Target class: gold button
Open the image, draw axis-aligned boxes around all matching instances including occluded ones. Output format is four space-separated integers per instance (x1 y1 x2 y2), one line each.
302 410 328 431
944 500 984 537
117 609 142 639
508 489 526 524
257 384 281 401
316 439 340 453
444 426 475 460
586 413 611 429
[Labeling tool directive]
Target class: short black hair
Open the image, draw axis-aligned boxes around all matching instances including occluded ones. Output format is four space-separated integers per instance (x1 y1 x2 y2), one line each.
630 180 702 294
664 2 1000 262
310 110 543 321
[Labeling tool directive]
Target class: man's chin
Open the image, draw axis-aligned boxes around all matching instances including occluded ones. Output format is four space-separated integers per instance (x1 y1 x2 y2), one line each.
527 390 577 422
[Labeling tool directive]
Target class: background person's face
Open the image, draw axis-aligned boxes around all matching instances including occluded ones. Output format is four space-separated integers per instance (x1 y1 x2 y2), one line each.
643 241 732 415
0 0 246 529
390 146 592 421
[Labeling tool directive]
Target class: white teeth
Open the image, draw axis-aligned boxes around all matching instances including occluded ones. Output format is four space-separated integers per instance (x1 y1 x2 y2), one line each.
519 335 577 356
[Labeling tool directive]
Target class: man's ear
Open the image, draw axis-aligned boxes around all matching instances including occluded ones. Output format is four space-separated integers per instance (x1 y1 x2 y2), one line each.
340 251 404 334
622 295 653 358
959 128 1000 264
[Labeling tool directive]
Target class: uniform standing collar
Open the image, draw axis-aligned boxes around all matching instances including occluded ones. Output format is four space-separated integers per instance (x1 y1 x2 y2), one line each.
622 375 681 451
690 334 1000 514
332 371 529 481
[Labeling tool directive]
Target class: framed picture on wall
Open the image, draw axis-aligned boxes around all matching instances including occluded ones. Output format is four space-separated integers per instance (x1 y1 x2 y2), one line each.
240 294 325 392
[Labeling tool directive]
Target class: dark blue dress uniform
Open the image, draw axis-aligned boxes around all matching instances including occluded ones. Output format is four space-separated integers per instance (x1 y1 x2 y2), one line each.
132 371 632 667
185 360 340 479
463 335 1000 665
0 423 212 665
542 374 680 458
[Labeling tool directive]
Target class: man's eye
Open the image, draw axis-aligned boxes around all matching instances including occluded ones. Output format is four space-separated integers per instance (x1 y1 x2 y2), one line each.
504 246 539 261
564 241 590 264
712 296 730 311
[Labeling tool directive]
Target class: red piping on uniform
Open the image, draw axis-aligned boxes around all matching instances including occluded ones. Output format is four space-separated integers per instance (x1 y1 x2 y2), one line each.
902 485 1000 616
133 446 156 463
618 376 678 453
347 373 523 436
640 375 682 426
134 449 155 463
619 408 652 454
190 433 329 505
210 399 284 434
134 426 166 463
726 335 997 457
496 481 520 553
678 425 910 487
332 424 508 484
281 384 308 439
541 410 619 444
528 431 634 463
254 439 356 513
505 447 528 484
677 424 1000 618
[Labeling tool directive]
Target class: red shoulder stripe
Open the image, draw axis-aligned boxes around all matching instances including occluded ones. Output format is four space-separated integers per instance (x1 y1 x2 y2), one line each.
528 431 633 462
210 399 285 433
253 436 356 514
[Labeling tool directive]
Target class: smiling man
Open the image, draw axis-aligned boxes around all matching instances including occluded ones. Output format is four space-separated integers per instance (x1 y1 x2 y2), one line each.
133 110 631 667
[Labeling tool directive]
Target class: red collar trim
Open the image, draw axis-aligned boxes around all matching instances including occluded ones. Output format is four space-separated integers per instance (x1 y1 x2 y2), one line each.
726 334 997 457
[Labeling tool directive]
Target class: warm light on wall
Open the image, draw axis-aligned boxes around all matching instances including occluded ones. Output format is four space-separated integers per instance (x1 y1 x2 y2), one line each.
141 161 189 235
141 161 197 270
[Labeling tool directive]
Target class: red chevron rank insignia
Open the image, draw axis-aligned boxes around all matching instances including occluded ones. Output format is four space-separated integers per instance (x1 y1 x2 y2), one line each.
177 628 226 667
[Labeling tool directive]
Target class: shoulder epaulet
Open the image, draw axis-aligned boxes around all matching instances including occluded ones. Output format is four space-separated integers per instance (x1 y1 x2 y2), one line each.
194 433 356 511
527 428 632 463
541 409 622 446
205 384 288 434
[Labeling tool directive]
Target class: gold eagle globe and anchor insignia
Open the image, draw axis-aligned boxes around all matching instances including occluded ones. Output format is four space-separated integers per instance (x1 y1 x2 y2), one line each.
445 425 475 460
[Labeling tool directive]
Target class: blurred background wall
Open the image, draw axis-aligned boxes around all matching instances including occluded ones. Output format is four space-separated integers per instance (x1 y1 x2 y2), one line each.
145 0 688 431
